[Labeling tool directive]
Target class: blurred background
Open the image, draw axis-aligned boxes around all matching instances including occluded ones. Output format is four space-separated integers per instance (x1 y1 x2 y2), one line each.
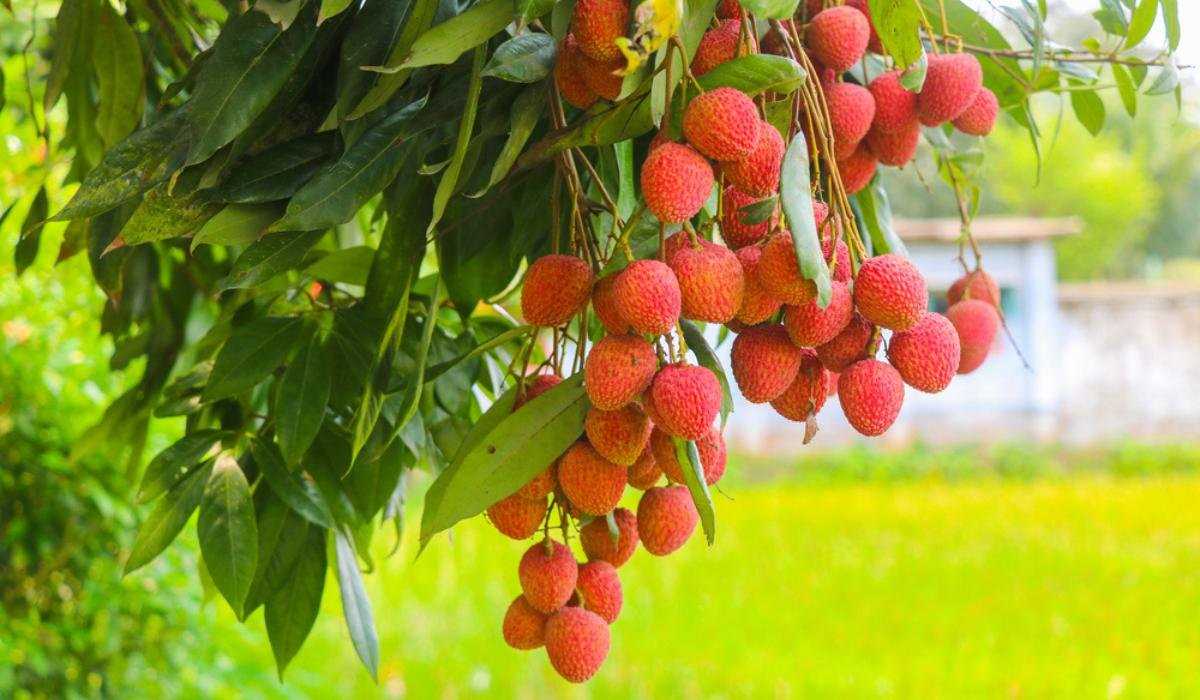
2 0 1200 697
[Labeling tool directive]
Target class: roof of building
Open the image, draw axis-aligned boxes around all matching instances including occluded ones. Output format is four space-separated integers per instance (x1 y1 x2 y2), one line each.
894 217 1082 243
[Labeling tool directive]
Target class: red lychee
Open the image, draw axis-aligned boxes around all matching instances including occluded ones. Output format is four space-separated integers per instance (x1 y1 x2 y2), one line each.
716 0 742 19
649 363 722 440
815 312 874 371
721 187 777 248
886 311 961 393
502 595 549 650
783 280 853 347
579 52 624 101
516 373 563 409
626 446 662 490
947 269 1001 308
853 253 928 331
519 540 579 613
692 19 742 76
641 143 714 224
757 231 817 305
669 239 745 323
838 358 904 436
521 254 594 327
584 333 658 410
734 245 783 325
636 484 699 556
825 235 852 283
845 0 883 54
723 120 785 197
865 120 920 167
612 259 682 334
947 298 999 374
953 87 999 136
807 6 870 72
487 493 548 540
558 441 628 516
555 35 598 110
574 561 623 623
730 323 803 403
771 350 832 421
917 52 983 126
580 507 639 567
651 425 727 486
584 404 652 466
682 87 761 161
592 273 632 334
544 607 610 683
826 81 876 160
571 0 629 62
837 143 878 194
517 466 557 500
868 70 918 133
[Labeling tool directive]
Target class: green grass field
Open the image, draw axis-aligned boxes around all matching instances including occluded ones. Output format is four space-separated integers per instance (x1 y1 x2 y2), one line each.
200 467 1200 699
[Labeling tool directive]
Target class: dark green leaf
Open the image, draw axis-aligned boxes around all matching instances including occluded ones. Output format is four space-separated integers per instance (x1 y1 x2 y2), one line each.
93 6 144 148
335 530 379 680
304 245 376 285
737 0 798 20
192 203 285 250
204 316 306 401
44 0 89 111
344 0 439 119
244 490 312 616
198 454 258 613
391 0 513 70
208 133 339 204
482 33 557 83
424 326 533 382
853 181 907 258
779 132 832 308
121 185 221 246
476 86 546 197
680 321 733 425
138 429 231 503
125 461 212 574
674 437 715 544
265 525 326 677
15 187 48 275
336 0 416 118
737 195 777 225
1124 0 1157 49
277 332 332 465
252 438 336 528
868 0 925 70
217 230 326 291
428 47 486 234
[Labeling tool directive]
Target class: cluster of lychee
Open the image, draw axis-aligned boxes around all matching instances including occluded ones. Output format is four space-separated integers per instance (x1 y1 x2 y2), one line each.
553 0 629 108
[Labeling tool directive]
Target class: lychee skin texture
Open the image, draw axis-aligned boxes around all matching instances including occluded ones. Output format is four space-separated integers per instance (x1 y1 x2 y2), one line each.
807 6 870 72
670 240 745 324
734 246 783 325
626 446 662 490
579 52 624 101
517 466 556 500
853 253 929 331
612 259 682 335
826 81 876 160
519 540 579 613
584 404 652 466
575 561 623 623
580 507 639 567
641 143 714 224
724 121 785 197
947 299 1000 374
592 273 632 334
521 254 594 327
837 143 878 194
868 70 918 133
953 87 999 136
682 87 761 161
947 269 1001 308
721 187 777 248
584 334 658 410
516 373 563 409
816 312 874 371
692 19 741 76
503 596 549 650
865 120 920 167
758 232 818 305
649 363 723 440
918 53 984 126
887 311 961 393
488 494 548 540
555 36 598 110
771 350 831 421
637 485 699 556
731 323 804 403
784 280 854 347
544 607 611 683
558 441 628 516
716 0 742 19
571 0 629 62
838 359 905 437
651 425 727 486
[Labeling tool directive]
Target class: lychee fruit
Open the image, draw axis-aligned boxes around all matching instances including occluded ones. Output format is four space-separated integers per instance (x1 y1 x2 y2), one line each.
574 561 623 623
612 259 682 334
845 0 883 54
544 607 610 683
584 333 657 410
721 187 777 249
783 280 853 347
641 143 714 224
579 52 624 101
837 143 878 194
886 311 961 393
571 0 629 62
868 70 918 133
626 447 662 490
636 484 699 556
558 441 628 516
519 540 579 613
555 35 598 110
730 323 803 403
692 19 742 76
806 6 870 72
516 373 563 409
580 507 639 567
825 81 876 160
853 253 928 331
651 425 727 485
734 245 783 325
487 493 548 540
517 466 557 500
723 120 785 197
838 359 904 436
716 0 742 19
771 350 832 421
584 404 652 466
865 120 920 167
815 312 874 371
669 239 745 323
823 232 852 283
947 298 999 374
649 363 722 440
682 87 761 161
952 87 999 136
592 273 632 334
757 231 817 305
502 595 549 650
947 269 1001 308
917 52 983 126
521 254 594 327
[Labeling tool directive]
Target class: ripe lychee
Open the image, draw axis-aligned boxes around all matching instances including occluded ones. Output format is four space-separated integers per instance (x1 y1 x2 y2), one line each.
592 273 632 334
815 312 874 371
845 0 883 54
555 35 598 110
637 484 699 556
558 441 628 516
649 363 722 440
579 52 624 101
837 143 878 194
575 561 623 623
953 87 999 136
730 323 803 403
571 0 629 62
580 507 639 567
651 425 727 486
626 446 662 490
757 231 817 305
853 253 928 331
886 311 961 393
868 70 918 133
947 269 1001 308
771 350 831 421
544 607 610 683
823 232 852 283
516 373 563 409
825 81 876 160
682 87 761 161
783 280 853 347
838 359 904 436
584 404 652 466
865 120 920 167
716 0 742 19
947 298 999 374
584 333 658 410
734 245 783 325
521 254 594 327
807 6 870 72
517 466 557 500
502 595 549 650
669 239 745 323
917 52 983 126
723 120 785 197
692 19 741 76
641 143 714 224
519 540 579 613
487 493 548 540
612 259 682 335
721 187 777 249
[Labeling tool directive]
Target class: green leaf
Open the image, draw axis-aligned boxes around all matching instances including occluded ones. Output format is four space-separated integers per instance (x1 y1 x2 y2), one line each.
336 0 417 118
680 321 733 425
853 181 907 258
251 438 336 528
198 454 258 614
335 530 379 680
244 490 312 617
697 54 806 96
217 230 326 291
304 246 376 285
424 326 534 382
344 0 439 119
208 133 339 204
516 0 555 21
265 525 326 677
277 332 332 465
674 437 715 544
1111 64 1137 118
779 132 832 308
1161 0 1180 51
256 0 307 28
1145 62 1179 96
192 203 284 251
1068 82 1106 136
477 85 543 194
121 185 221 246
204 316 306 401
737 0 798 20
393 0 514 70
420 374 588 547
93 6 144 148
14 186 48 275
737 195 777 225
125 461 212 574
44 0 89 112
482 33 557 83
428 47 486 235
868 0 925 70
319 0 354 23
1124 0 1157 49
138 429 231 503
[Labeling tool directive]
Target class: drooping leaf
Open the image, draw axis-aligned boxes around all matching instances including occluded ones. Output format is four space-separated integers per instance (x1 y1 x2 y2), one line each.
1111 64 1137 118
868 0 925 70
198 454 258 614
191 203 285 250
680 321 733 425
1161 0 1180 51
336 0 417 118
854 181 907 258
319 0 354 23
391 0 513 71
428 47 486 234
120 185 221 246
204 316 307 401
674 437 715 544
475 83 542 193
44 0 89 112
251 438 336 529
1123 0 1157 49
217 230 326 291
138 429 231 503
1068 81 1106 136
344 0 439 119
304 245 375 285
696 54 806 97
1145 62 1179 96
334 530 379 680
736 0 796 20
208 133 339 204
482 33 557 83
125 461 213 574
265 525 327 677
244 489 312 617
277 332 332 465
93 6 145 148
779 132 832 308
14 186 48 275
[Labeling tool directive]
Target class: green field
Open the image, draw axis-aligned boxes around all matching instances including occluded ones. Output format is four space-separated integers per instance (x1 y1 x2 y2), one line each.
192 467 1200 699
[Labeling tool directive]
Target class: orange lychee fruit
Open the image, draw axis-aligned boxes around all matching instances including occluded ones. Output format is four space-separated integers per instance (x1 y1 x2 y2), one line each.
669 239 745 323
853 253 928 331
555 35 598 110
487 493 548 540
815 312 874 371
584 333 658 410
953 87 999 136
838 358 905 436
517 466 557 500
612 259 682 335
807 6 870 72
580 507 639 567
825 81 876 160
682 87 761 161
636 484 699 556
571 0 629 62
579 52 624 101
730 323 803 403
947 298 999 374
757 231 817 305
947 268 1001 308
626 446 663 490
886 311 961 393
544 607 610 683
868 70 918 133
519 540 579 613
502 595 549 650
917 52 983 126
584 404 652 466
516 373 563 409
692 19 742 76
837 142 878 194
783 280 854 347
649 363 722 440
521 254 594 327
574 560 623 623
558 441 628 516
734 245 783 326
771 349 832 421
650 425 727 485
865 120 920 167
592 273 632 334
723 120 785 197
641 143 714 224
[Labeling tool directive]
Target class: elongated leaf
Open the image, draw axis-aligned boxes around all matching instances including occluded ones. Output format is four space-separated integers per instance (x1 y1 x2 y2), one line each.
121 185 221 246
674 437 715 545
204 316 306 401
138 429 230 503
697 54 806 96
737 0 797 19
420 374 588 546
780 132 832 307
265 525 326 677
198 454 258 614
93 6 144 148
482 33 557 83
1112 64 1137 118
244 490 312 616
217 230 325 291
44 0 88 111
1069 82 1106 136
1161 0 1179 51
192 203 284 250
425 326 533 382
478 85 543 194
854 181 907 258
336 0 415 117
319 0 354 22
428 47 485 234
277 332 332 464
868 0 925 70
125 461 212 574
304 246 375 285
335 530 379 679
390 0 512 70
14 187 48 275
210 133 338 204
344 0 438 119
252 438 336 528
1145 62 1179 96
679 321 733 425
1124 0 1157 49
